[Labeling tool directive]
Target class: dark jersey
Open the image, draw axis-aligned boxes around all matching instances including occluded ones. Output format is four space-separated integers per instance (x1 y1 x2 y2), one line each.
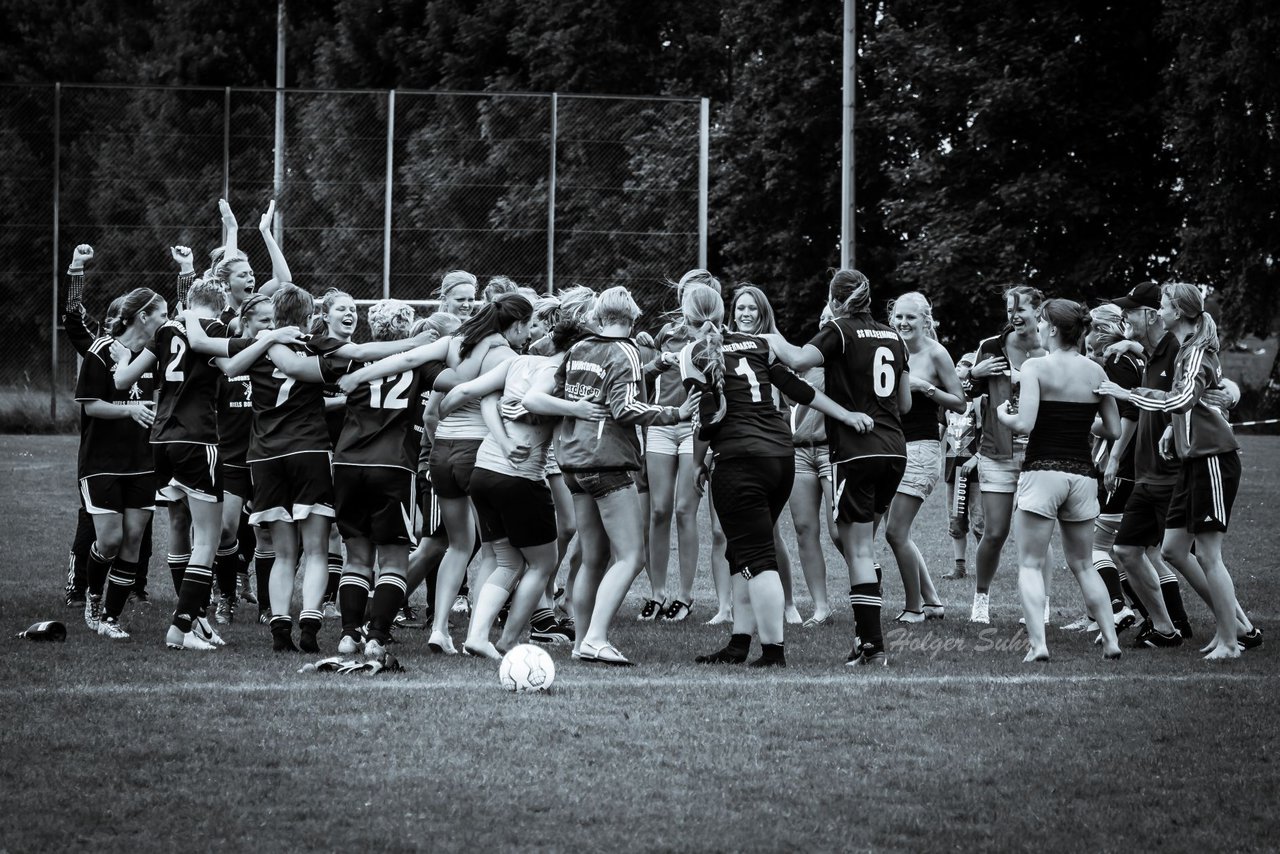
246 341 335 462
218 369 254 468
334 361 438 470
74 336 155 477
808 315 909 463
309 333 350 445
1131 332 1181 484
150 318 225 445
680 332 801 460
1099 351 1144 479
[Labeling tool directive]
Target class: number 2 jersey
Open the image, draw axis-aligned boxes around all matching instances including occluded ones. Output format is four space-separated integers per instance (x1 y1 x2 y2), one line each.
149 317 227 446
807 315 909 463
679 332 815 460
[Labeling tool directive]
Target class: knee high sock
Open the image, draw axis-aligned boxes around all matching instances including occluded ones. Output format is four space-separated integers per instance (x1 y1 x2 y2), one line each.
87 545 113 599
103 558 138 619
214 543 240 598
367 573 408 642
850 582 883 650
338 571 373 634
172 563 213 633
1117 569 1149 618
254 550 274 607
1159 569 1189 626
168 552 190 596
1093 551 1125 612
69 509 96 593
325 552 343 601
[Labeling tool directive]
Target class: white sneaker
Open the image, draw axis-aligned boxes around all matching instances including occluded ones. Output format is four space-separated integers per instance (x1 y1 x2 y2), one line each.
97 617 129 639
451 595 471 615
84 594 102 632
322 600 340 620
364 638 387 663
193 616 226 647
337 634 364 655
970 592 990 624
1113 605 1137 631
1062 614 1092 631
166 625 216 651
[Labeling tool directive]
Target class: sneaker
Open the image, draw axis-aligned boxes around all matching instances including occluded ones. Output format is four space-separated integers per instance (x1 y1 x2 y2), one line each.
394 605 424 629
662 600 692 623
846 643 888 667
1113 606 1137 632
364 638 387 663
1174 618 1194 640
1061 614 1092 631
65 585 86 608
214 593 236 625
193 616 226 647
167 625 216 651
895 609 925 624
637 599 663 621
322 600 340 620
257 609 270 625
238 573 257 605
942 563 967 580
531 619 575 645
451 594 471 615
1133 625 1184 649
84 594 102 632
1238 628 1263 651
337 632 364 655
970 592 990 624
299 625 320 654
271 624 298 653
97 617 130 640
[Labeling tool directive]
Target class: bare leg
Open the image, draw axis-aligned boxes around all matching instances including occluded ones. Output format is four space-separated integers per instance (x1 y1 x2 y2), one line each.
1014 509 1054 661
1060 518 1120 658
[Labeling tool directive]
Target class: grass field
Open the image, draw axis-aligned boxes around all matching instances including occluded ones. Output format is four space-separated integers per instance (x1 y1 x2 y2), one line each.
1 435 1277 852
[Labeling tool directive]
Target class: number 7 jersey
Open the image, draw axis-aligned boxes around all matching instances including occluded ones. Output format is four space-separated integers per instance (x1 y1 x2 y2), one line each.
807 315 909 463
245 341 335 462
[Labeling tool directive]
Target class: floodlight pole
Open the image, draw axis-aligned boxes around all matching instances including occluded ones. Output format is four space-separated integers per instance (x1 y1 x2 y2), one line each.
272 0 286 246
382 90 396 300
698 98 709 269
840 0 856 269
546 93 558 294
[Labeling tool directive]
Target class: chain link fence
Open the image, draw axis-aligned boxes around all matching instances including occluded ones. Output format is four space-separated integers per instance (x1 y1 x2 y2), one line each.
0 83 707 426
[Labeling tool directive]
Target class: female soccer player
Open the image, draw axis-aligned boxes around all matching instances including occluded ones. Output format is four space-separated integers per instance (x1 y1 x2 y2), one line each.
963 285 1047 623
994 298 1122 661
885 292 965 622
766 269 908 666
439 270 478 321
1099 284 1258 659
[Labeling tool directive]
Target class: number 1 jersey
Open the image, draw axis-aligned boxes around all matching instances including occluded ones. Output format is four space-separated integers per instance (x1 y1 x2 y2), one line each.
807 315 908 462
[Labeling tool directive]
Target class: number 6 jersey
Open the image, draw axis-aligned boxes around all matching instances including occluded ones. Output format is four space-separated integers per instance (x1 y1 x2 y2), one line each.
807 315 909 463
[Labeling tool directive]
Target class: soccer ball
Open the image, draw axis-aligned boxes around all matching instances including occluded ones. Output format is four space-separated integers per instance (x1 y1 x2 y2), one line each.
498 644 555 693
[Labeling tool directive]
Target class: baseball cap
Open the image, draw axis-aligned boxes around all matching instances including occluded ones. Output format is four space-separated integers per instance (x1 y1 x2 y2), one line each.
1112 281 1161 311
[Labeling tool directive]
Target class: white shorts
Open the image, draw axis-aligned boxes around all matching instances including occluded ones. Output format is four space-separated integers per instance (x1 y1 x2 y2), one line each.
646 423 694 456
897 440 942 500
1017 470 1099 523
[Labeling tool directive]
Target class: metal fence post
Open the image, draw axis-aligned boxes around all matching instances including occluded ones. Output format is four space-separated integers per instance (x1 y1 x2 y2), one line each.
50 82 61 420
382 89 396 300
545 93 558 294
222 85 231 211
699 97 709 270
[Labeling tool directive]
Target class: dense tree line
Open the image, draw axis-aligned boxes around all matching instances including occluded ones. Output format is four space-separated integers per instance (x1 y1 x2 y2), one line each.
1 0 1275 404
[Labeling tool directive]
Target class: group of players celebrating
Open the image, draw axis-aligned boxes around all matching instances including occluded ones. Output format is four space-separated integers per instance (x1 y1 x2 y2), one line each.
61 199 1261 667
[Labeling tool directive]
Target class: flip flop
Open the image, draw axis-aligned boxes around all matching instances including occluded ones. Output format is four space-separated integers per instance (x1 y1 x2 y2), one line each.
578 640 635 667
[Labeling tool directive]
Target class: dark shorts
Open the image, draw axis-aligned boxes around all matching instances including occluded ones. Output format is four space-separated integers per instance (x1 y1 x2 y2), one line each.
428 438 483 499
79 472 156 515
563 469 635 501
1114 480 1175 548
154 442 222 504
334 464 416 545
832 456 906 524
1165 452 1240 534
249 452 335 526
416 471 445 539
1098 476 1135 518
222 464 253 503
469 468 557 549
710 455 794 578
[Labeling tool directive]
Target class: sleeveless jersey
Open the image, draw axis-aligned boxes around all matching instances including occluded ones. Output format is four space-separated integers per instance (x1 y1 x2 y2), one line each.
680 332 794 460
150 317 225 445
246 341 334 462
74 336 155 477
807 315 908 462
334 361 436 470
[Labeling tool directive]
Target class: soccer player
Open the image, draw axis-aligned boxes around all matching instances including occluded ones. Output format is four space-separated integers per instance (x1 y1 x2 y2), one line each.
438 270 478 321
73 288 167 639
884 292 966 622
994 298 1122 661
767 269 910 666
681 283 866 667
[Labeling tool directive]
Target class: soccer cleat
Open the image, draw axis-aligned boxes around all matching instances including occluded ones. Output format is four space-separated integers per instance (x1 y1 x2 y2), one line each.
895 609 925 624
238 573 257 605
1174 618 1194 640
214 593 236 625
846 643 888 667
923 603 945 621
166 625 216 651
942 563 967 580
97 617 130 640
637 599 663 621
321 600 340 620
662 600 692 623
530 618 574 645
193 616 226 647
84 594 102 632
1061 614 1092 631
65 585 86 608
1132 625 1184 649
299 625 320 654
1238 628 1263 651
364 638 387 664
969 592 990 624
1113 606 1137 632
271 628 299 653
451 594 471 616
337 633 364 655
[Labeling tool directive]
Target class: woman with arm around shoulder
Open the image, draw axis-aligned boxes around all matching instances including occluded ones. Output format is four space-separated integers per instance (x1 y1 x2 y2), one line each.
996 298 1121 662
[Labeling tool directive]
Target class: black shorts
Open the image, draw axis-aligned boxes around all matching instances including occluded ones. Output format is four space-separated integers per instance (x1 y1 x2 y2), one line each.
563 469 635 501
334 464 416 545
428 438 483 499
469 468 557 549
222 464 253 503
1165 452 1240 534
154 442 222 504
79 472 156 515
416 471 445 538
1098 476 1135 518
249 452 335 526
710 455 794 578
832 456 906 524
1114 480 1175 548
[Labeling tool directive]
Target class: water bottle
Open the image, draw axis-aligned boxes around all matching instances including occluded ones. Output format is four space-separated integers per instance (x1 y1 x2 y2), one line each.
16 621 67 642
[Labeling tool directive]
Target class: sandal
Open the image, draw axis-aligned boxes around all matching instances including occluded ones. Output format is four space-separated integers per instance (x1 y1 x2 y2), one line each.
661 600 692 622
578 640 636 666
802 614 829 628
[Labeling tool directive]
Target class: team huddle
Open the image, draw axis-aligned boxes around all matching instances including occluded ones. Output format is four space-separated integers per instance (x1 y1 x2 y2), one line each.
61 199 1261 667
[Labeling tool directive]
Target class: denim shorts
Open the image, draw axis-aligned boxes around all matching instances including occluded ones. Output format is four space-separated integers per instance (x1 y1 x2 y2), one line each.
562 469 635 501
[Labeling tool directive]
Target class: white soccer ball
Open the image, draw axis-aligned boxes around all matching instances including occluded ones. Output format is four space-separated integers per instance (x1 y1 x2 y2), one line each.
498 643 556 693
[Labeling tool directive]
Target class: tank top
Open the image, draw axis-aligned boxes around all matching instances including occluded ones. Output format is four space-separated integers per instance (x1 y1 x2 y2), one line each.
1023 400 1098 475
901 390 940 442
475 355 558 480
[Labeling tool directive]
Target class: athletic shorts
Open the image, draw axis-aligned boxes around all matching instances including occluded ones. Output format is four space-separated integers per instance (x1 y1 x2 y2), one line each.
976 453 1021 494
544 444 562 478
710 456 794 577
469 467 557 549
1114 480 1175 548
1165 451 1240 534
79 472 156 515
793 444 832 479
1098 476 1135 519
334 464 416 545
1016 469 1099 523
646 422 694 456
832 456 906 525
154 442 222 504
416 471 445 538
898 439 942 500
222 464 253 503
428 438 482 499
563 469 635 501
249 452 335 526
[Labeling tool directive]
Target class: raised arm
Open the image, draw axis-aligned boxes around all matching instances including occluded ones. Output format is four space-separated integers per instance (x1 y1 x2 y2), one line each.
64 244 97 356
256 200 292 294
219 198 238 259
171 245 194 309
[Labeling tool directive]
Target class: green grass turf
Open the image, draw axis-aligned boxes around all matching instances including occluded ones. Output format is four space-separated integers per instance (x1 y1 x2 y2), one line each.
1 435 1277 851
